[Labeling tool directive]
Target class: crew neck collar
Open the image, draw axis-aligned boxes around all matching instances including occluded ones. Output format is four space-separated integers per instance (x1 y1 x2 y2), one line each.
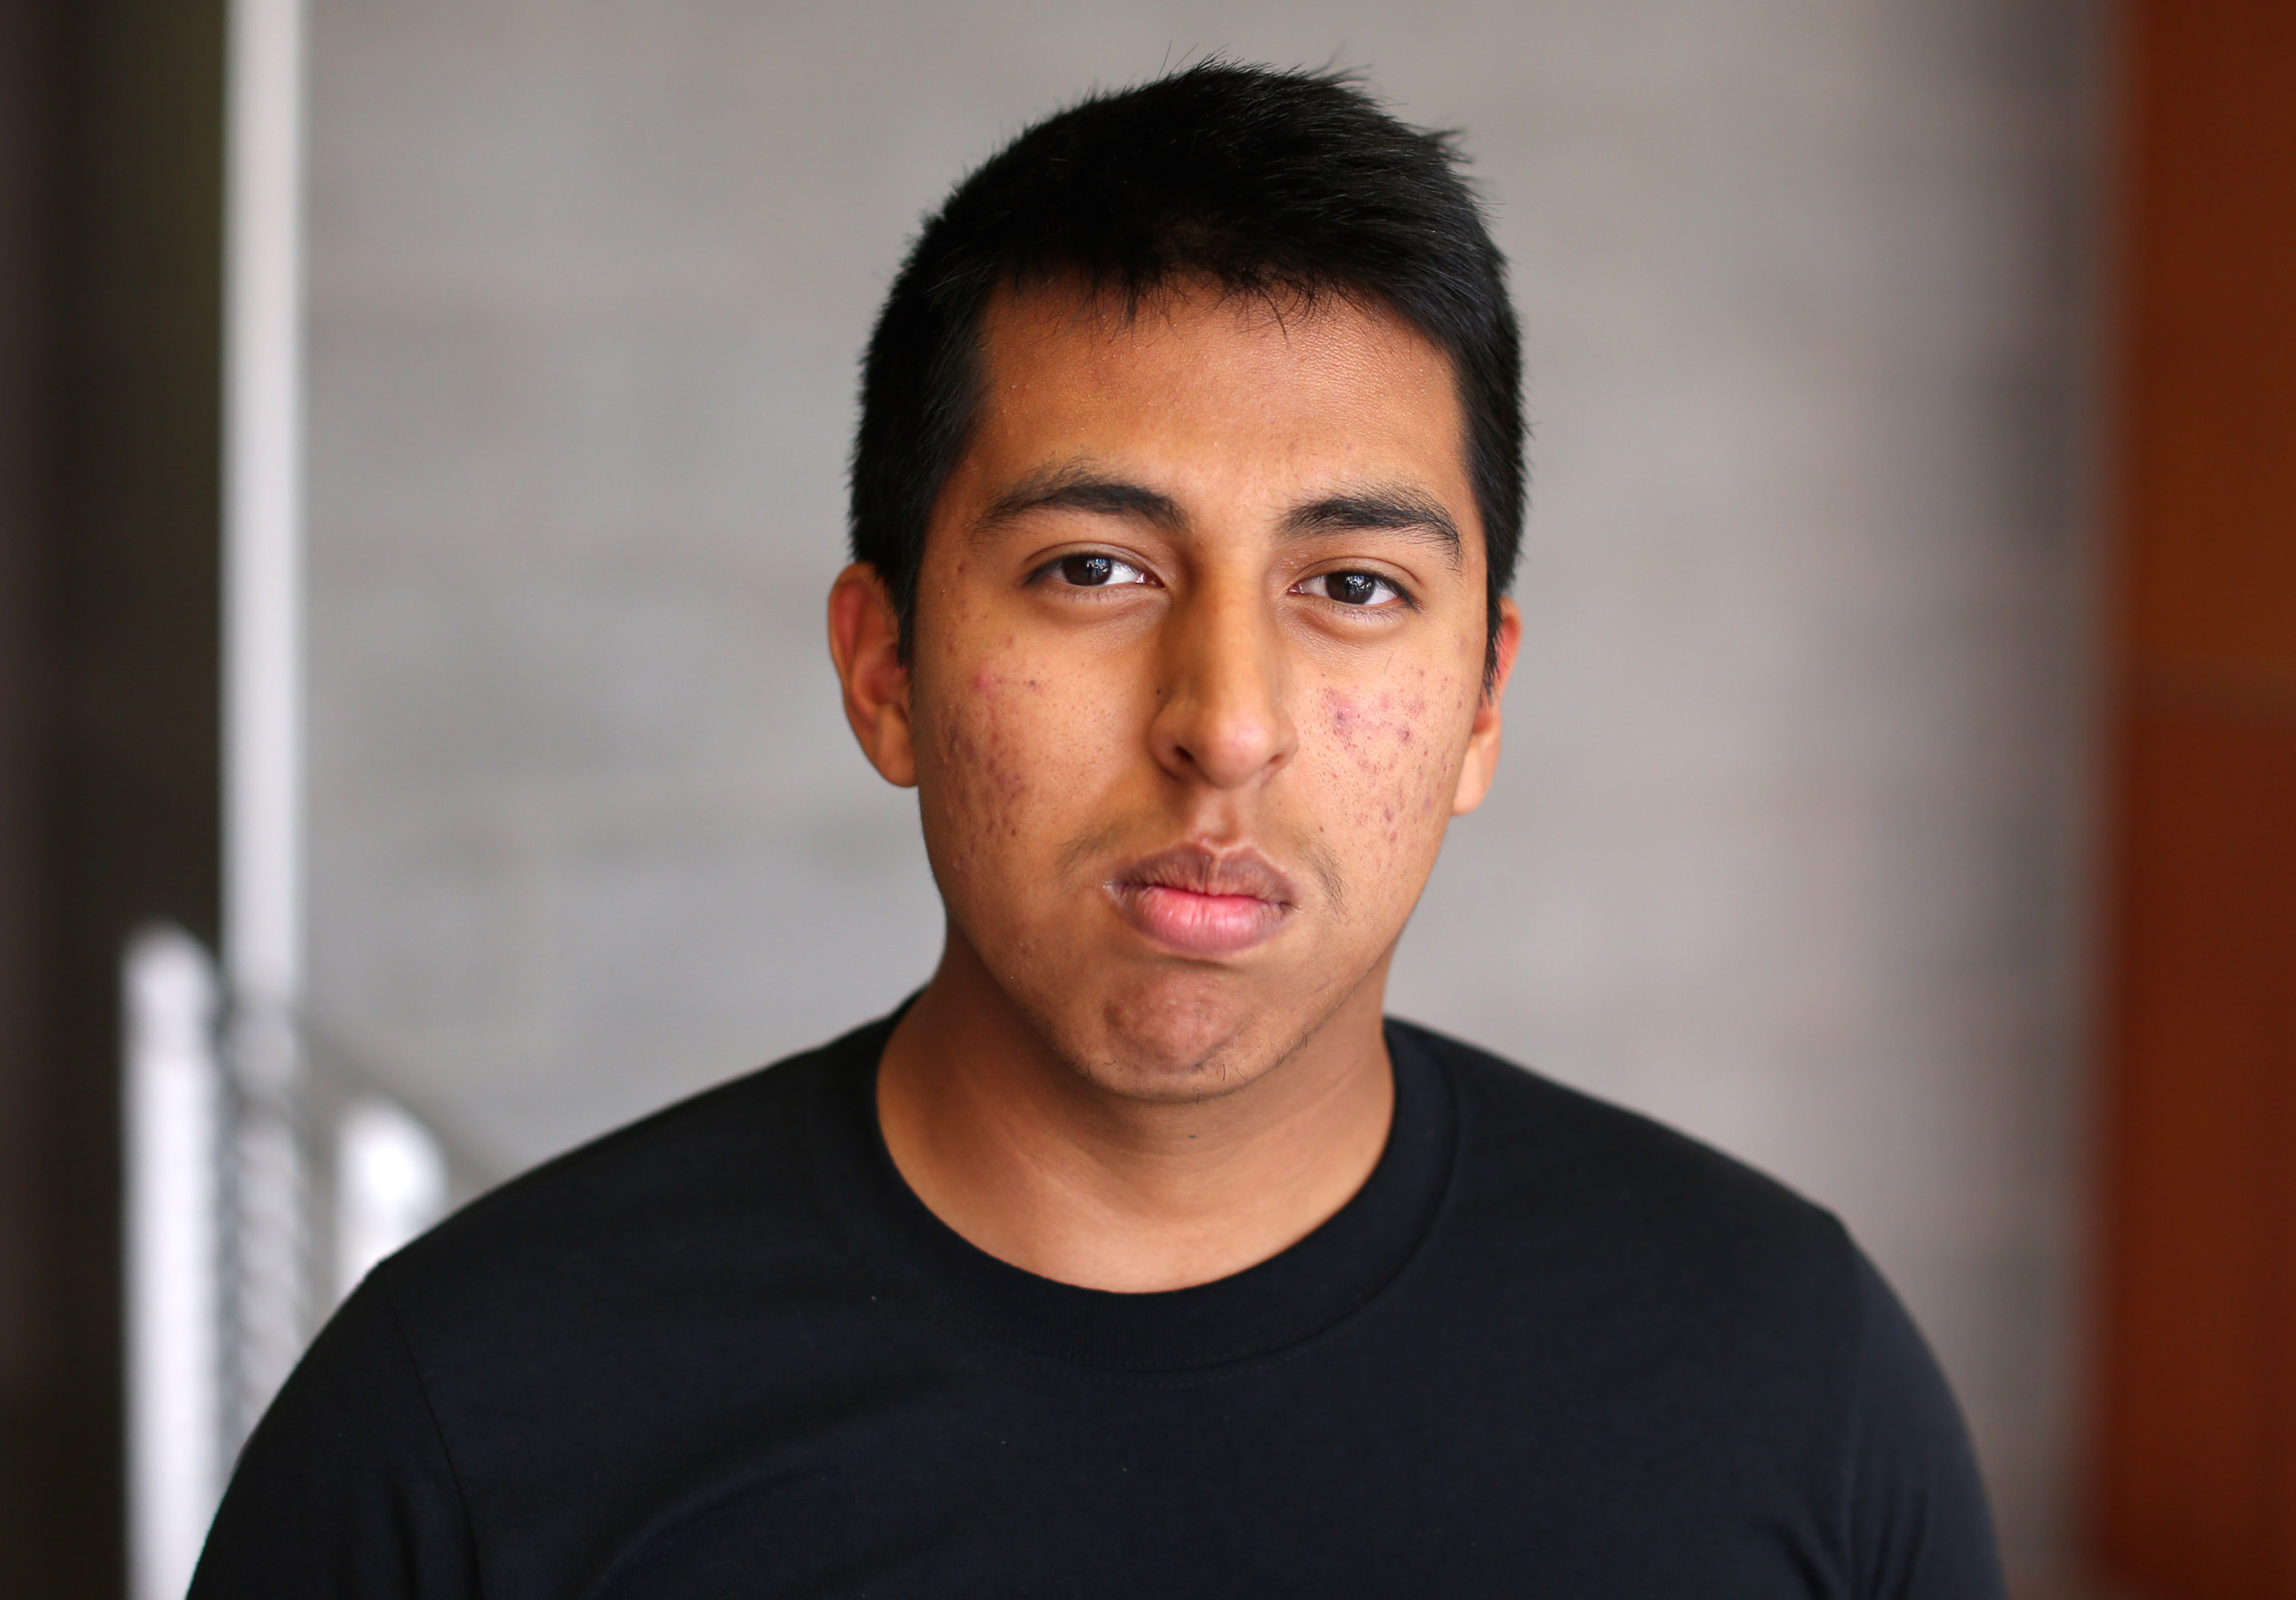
802 1012 1458 1373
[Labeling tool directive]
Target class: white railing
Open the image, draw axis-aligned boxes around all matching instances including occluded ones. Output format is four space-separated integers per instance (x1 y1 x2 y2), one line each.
122 927 460 1600
123 929 226 1600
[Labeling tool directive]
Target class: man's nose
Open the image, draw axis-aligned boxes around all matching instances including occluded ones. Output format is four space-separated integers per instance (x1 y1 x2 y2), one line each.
1148 580 1298 790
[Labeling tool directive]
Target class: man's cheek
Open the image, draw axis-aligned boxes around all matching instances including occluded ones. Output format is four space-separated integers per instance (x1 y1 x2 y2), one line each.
924 697 1025 885
1313 683 1457 855
926 668 1088 862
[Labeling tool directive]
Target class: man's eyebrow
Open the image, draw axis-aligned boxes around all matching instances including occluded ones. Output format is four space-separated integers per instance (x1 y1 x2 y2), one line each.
1282 489 1464 568
977 465 1186 536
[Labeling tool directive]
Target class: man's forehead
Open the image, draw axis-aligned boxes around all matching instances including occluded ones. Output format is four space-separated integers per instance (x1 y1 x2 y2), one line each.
962 279 1477 519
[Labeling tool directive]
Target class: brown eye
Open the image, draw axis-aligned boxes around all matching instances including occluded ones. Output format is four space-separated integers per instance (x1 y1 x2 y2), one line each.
1313 571 1402 607
1049 553 1148 587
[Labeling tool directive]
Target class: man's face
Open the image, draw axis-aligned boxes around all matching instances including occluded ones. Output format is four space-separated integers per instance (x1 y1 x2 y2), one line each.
844 280 1516 1100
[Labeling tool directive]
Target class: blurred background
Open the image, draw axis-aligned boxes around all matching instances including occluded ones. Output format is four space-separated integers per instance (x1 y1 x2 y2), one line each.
1 2 2290 1597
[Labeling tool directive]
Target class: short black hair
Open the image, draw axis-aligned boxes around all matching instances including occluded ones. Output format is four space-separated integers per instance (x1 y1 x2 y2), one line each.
849 60 1525 681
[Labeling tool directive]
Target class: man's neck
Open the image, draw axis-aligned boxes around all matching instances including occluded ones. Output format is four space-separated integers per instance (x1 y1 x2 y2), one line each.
873 936 1396 1293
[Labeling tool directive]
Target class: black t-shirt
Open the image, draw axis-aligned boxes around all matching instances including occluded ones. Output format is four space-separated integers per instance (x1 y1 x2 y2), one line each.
192 1015 2003 1598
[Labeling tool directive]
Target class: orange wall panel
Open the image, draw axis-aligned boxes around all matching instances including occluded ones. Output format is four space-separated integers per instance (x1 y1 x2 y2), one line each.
2096 700 2296 1595
2092 0 2296 1594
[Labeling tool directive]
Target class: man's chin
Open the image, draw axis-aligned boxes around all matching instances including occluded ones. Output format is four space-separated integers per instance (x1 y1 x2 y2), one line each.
1075 1049 1262 1104
952 915 1374 1105
1047 972 1323 1105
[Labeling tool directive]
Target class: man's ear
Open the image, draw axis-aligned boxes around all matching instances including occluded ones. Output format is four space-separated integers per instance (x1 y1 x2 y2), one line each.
1450 597 1520 817
827 563 918 788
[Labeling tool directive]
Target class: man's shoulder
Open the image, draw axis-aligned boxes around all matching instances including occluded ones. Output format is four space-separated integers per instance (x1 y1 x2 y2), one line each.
1393 1018 1858 1327
372 1017 878 1331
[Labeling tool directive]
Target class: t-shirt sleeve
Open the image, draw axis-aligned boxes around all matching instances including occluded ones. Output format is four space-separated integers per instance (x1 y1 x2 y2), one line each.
190 1267 480 1599
1845 1251 2007 1600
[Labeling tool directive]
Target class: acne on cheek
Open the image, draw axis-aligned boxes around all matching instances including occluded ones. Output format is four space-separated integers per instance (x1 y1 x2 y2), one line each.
970 680 1032 810
1321 683 1434 758
1319 678 1454 850
925 666 1035 879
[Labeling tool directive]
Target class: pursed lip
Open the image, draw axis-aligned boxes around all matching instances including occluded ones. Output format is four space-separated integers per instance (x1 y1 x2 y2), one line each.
1104 843 1298 959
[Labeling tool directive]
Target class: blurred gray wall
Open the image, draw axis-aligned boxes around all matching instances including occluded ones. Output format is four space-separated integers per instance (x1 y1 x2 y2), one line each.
304 0 2105 1581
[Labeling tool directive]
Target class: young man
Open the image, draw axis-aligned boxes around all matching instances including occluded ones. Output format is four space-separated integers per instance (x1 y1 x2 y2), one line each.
195 64 2002 1596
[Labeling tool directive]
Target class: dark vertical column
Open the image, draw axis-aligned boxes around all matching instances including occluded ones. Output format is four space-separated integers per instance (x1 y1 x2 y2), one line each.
2092 1 2296 1595
0 0 70 1570
0 0 228 1593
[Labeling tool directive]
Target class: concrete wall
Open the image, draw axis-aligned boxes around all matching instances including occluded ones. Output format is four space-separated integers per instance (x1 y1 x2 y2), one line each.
304 0 2105 1580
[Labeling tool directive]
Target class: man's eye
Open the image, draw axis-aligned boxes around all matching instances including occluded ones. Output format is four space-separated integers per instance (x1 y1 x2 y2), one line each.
1307 571 1404 607
1049 553 1149 587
